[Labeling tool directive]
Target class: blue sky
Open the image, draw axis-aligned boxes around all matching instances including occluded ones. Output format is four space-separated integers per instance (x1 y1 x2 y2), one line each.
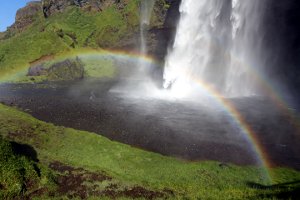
0 0 37 32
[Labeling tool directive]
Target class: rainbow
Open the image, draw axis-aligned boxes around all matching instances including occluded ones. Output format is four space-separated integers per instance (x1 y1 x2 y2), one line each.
241 64 300 136
180 73 273 182
1 48 299 183
175 41 300 182
0 48 159 83
78 50 275 182
181 36 300 153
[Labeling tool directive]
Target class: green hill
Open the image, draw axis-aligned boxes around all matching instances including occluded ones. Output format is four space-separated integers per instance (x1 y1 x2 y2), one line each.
0 0 168 82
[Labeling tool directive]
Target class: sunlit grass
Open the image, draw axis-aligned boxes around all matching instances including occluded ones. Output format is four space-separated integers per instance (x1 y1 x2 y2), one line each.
0 104 299 199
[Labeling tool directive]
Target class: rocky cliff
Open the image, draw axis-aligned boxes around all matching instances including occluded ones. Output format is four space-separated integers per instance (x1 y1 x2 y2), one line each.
2 0 181 56
8 1 42 33
0 0 181 83
7 0 171 32
42 0 132 17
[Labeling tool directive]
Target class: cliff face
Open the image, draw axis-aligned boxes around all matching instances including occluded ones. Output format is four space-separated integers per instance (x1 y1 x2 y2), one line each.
5 0 171 35
6 0 171 35
42 0 124 17
261 0 300 95
8 1 42 32
115 0 181 59
37 0 182 80
41 0 172 24
0 0 181 82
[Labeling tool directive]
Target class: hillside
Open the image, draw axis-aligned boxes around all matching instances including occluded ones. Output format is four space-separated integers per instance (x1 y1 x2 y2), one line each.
0 0 173 82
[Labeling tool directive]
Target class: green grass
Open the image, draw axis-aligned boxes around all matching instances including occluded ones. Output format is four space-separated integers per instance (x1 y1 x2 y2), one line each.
0 1 142 82
0 49 118 83
0 104 299 199
81 56 116 79
0 136 56 199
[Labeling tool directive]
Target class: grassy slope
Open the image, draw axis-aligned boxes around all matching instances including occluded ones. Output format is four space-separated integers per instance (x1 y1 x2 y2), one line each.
0 136 56 199
0 0 141 82
0 104 299 199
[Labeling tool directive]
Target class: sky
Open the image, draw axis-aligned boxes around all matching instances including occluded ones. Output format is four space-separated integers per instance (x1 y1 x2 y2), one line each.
0 0 37 32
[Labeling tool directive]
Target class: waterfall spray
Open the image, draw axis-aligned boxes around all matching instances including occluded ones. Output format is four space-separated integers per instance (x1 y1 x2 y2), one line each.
140 0 155 56
163 0 266 97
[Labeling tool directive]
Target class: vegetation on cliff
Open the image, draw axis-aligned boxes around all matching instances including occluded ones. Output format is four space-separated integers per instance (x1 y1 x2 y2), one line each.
0 0 168 82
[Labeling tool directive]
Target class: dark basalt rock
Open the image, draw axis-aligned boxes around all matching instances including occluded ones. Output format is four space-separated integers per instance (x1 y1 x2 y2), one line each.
116 0 181 60
164 0 181 29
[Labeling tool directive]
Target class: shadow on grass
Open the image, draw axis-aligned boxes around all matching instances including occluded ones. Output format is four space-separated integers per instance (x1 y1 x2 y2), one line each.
247 181 300 199
10 141 39 162
10 141 41 176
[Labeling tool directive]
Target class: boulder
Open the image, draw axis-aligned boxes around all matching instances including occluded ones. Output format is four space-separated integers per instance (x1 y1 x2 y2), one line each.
28 64 48 76
47 57 85 81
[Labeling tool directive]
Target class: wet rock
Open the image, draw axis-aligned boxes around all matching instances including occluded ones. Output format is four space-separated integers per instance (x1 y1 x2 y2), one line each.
116 0 179 60
164 0 181 29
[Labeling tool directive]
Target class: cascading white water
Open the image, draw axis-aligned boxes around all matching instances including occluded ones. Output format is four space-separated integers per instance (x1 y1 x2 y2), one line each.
227 0 265 96
163 0 266 97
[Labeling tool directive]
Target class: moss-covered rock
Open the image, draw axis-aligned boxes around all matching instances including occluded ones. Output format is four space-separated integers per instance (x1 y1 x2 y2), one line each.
47 57 84 81
25 54 117 83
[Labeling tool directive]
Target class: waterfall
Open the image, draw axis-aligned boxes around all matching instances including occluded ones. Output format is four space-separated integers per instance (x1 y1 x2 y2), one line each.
140 0 155 56
131 0 155 80
163 0 266 97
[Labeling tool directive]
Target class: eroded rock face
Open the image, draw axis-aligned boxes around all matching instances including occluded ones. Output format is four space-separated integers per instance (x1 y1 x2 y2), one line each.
42 0 124 17
5 0 179 62
9 1 42 32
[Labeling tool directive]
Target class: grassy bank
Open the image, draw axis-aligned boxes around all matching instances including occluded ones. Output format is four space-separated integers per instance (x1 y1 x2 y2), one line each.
0 104 299 199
